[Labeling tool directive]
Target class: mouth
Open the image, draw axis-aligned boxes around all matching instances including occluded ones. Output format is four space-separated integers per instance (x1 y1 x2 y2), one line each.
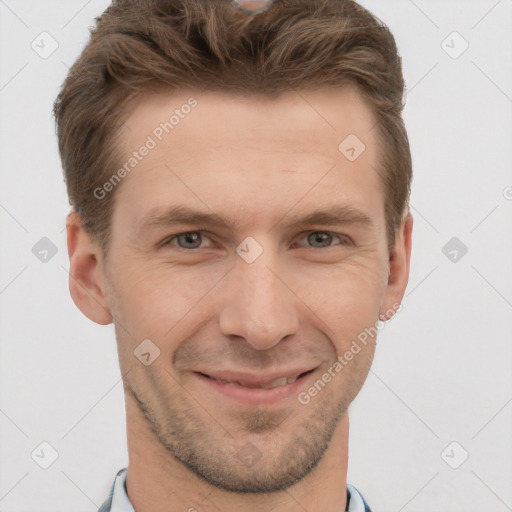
194 369 316 405
198 369 314 388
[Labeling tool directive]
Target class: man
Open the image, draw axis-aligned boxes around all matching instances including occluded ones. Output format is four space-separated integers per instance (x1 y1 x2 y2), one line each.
54 0 413 510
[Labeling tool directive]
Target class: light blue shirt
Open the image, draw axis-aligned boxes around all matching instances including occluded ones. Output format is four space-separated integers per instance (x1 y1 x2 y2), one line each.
98 468 373 512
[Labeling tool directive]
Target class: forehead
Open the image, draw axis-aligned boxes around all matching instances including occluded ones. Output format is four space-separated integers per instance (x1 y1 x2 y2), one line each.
112 85 383 231
120 85 376 156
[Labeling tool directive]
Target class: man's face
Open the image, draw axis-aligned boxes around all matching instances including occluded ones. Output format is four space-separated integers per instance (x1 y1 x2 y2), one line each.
90 86 404 492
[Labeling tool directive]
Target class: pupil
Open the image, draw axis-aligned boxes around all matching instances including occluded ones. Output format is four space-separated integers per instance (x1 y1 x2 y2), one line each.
180 232 200 248
310 232 330 247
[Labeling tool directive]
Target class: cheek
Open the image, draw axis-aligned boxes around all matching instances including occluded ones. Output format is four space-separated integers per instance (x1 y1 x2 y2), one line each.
109 248 387 355
292 258 386 347
109 261 227 340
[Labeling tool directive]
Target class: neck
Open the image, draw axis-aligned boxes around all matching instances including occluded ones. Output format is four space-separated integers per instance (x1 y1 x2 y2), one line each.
124 394 349 512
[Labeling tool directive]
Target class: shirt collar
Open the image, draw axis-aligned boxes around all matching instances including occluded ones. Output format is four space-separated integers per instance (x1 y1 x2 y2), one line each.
102 468 372 512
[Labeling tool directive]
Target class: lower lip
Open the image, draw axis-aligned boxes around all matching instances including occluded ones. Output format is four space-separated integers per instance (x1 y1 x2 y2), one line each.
195 371 314 405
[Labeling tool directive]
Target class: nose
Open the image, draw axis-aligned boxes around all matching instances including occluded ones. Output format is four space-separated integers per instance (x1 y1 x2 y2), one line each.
218 248 300 351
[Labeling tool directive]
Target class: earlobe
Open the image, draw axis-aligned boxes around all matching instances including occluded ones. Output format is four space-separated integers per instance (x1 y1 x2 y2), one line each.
66 212 113 325
380 211 413 321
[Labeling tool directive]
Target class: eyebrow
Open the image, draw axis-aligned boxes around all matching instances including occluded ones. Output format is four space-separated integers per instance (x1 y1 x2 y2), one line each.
135 204 375 236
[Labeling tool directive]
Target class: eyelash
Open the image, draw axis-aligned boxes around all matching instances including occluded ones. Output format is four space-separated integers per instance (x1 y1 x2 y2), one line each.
160 231 353 250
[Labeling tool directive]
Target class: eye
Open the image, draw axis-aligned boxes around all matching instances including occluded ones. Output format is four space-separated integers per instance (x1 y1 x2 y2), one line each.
300 231 352 249
159 230 352 252
161 231 212 250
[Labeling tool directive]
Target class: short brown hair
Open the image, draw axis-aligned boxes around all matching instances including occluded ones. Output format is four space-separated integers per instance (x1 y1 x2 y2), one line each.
53 0 412 257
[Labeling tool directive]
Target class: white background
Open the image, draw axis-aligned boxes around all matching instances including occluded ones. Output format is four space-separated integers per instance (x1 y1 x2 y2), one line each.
0 0 511 510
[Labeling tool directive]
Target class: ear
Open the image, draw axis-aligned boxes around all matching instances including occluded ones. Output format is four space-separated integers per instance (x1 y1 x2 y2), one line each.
66 212 113 325
380 211 413 321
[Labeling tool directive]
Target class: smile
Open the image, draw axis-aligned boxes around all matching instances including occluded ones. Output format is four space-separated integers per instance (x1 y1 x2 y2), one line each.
194 369 316 405
200 372 310 389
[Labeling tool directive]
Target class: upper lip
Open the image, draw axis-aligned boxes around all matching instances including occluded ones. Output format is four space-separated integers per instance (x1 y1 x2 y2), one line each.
196 368 315 387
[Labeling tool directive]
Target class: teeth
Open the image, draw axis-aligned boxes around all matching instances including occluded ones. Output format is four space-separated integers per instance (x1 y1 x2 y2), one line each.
262 377 288 389
215 375 299 389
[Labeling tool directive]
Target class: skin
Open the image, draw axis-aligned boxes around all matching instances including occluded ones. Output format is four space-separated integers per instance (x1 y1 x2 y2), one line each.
67 84 413 512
